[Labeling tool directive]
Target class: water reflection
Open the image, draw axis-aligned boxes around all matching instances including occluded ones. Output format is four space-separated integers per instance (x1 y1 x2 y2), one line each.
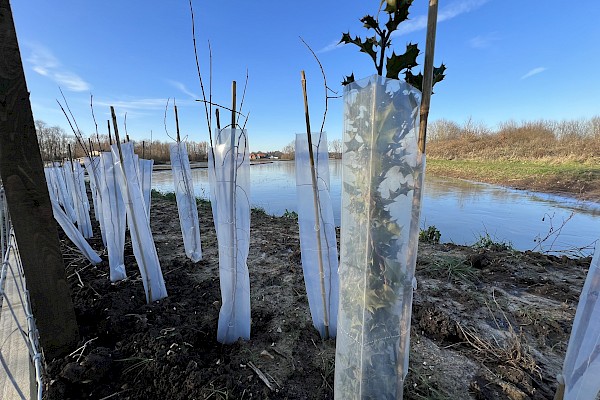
152 160 599 255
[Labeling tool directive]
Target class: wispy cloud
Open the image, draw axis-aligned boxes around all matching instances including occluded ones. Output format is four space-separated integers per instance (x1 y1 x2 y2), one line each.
318 39 341 54
468 32 499 49
167 80 198 99
319 0 490 53
393 0 490 37
94 98 171 112
521 67 547 80
26 43 90 92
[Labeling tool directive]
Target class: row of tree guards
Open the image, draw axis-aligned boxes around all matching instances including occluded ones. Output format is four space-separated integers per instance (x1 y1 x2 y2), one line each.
41 8 599 400
43 74 600 400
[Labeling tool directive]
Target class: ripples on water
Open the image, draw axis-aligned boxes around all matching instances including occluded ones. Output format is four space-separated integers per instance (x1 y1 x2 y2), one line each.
152 160 600 256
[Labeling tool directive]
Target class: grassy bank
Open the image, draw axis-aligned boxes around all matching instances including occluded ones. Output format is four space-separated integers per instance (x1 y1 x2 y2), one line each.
425 117 600 201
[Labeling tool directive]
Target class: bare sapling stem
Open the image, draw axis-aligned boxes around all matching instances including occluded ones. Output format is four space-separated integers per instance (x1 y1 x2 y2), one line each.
174 102 181 143
111 106 153 302
418 0 439 154
301 70 330 339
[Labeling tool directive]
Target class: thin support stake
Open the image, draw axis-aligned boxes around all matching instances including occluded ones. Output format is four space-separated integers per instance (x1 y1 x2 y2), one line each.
174 101 181 143
418 0 439 154
301 70 330 339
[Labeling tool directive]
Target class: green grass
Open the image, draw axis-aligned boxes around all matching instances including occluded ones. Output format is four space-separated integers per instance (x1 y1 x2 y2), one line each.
472 232 513 251
427 159 600 183
428 256 479 286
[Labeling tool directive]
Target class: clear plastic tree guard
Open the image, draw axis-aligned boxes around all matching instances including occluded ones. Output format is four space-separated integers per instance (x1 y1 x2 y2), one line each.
51 163 77 223
295 131 339 339
560 246 600 399
138 158 154 222
84 156 107 247
170 142 202 262
99 151 127 282
112 142 167 303
64 161 93 238
209 128 251 344
334 75 423 400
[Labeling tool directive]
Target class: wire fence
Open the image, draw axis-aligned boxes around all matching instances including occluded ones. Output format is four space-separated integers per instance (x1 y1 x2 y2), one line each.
0 186 44 400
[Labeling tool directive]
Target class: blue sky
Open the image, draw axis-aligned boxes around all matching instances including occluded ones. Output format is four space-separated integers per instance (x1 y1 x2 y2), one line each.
12 0 600 151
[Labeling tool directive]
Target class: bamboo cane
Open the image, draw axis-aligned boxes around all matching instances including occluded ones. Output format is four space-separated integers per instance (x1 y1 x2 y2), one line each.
418 0 439 154
111 106 153 302
301 70 330 339
395 0 439 394
229 81 238 331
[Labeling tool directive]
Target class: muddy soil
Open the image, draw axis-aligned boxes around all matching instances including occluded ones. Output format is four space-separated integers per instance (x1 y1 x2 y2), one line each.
44 194 591 399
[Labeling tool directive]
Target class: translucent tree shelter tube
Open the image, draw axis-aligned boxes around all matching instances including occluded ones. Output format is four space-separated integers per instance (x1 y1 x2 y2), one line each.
99 151 127 281
169 98 202 262
64 160 93 238
84 156 107 247
558 247 600 400
170 141 203 262
111 107 167 303
50 199 102 265
295 131 339 339
52 162 77 223
138 158 154 222
334 76 423 400
209 126 251 344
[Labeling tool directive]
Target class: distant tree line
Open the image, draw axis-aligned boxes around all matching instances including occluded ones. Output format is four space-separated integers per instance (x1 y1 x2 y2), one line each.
280 138 342 160
35 119 209 163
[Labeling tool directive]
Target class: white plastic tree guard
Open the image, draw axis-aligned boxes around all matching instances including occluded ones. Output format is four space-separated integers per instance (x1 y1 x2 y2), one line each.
295 132 339 339
334 75 423 400
99 151 127 282
209 128 251 344
84 156 107 246
170 142 202 262
112 142 167 303
51 163 77 223
560 247 600 399
50 199 102 265
64 161 93 238
138 158 154 222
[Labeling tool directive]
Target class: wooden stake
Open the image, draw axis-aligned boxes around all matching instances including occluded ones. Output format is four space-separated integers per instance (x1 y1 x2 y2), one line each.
231 81 237 130
215 108 221 130
0 0 79 358
301 70 330 339
418 0 439 154
142 141 145 159
107 119 113 145
174 102 181 143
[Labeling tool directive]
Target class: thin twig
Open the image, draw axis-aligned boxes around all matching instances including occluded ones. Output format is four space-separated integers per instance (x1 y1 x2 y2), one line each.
247 361 274 391
299 37 339 133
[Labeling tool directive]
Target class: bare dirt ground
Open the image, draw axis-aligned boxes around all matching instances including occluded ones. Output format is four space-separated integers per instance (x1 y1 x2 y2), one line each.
44 194 591 399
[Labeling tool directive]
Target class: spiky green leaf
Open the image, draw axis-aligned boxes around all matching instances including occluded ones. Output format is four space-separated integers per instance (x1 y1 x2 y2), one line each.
342 73 355 86
385 43 419 80
361 15 378 30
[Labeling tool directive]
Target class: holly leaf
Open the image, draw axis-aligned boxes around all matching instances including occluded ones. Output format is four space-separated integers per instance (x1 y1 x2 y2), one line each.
338 33 377 64
405 63 446 93
385 43 419 80
342 73 355 86
432 64 447 87
405 70 423 91
361 15 378 30
385 1 411 31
